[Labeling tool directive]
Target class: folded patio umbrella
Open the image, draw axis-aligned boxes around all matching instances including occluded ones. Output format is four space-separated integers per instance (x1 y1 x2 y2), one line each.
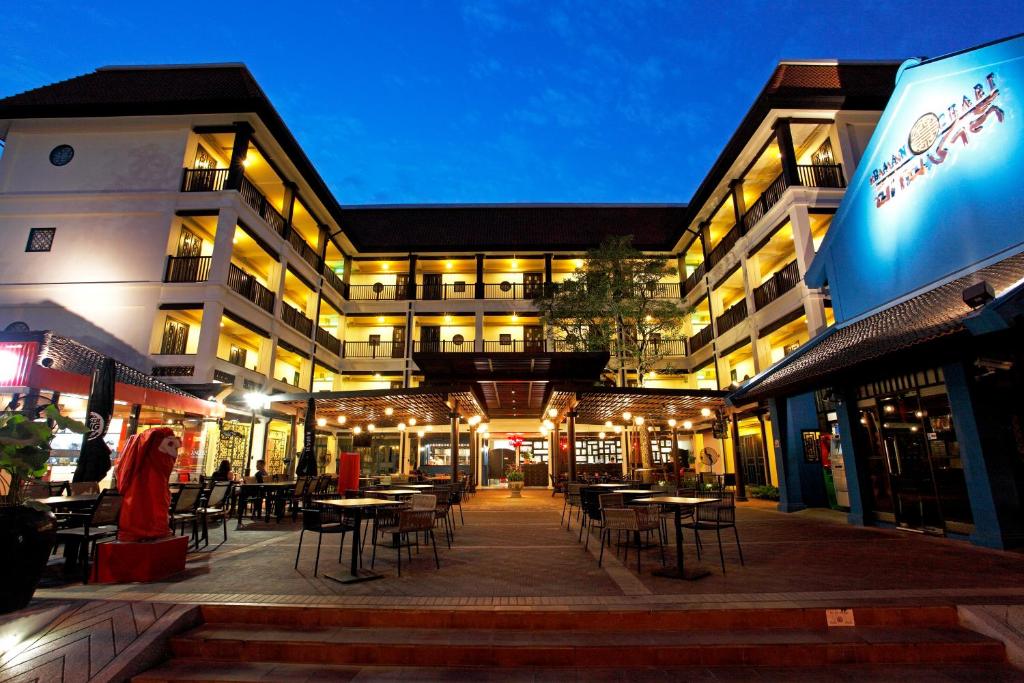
72 357 116 483
295 397 318 476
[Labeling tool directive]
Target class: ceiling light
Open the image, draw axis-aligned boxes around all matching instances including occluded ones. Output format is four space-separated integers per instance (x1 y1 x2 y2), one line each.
408 417 417 426
622 411 631 421
683 420 693 430
337 415 347 424
377 316 384 323
511 256 519 269
384 407 394 416
701 408 712 417
547 408 558 418
382 263 389 270
316 417 327 427
446 261 453 269
353 426 362 434
242 155 252 167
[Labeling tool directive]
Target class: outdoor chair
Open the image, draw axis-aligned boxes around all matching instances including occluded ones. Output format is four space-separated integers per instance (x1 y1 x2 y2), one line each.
562 483 583 529
289 476 313 519
450 480 465 525
21 479 51 499
295 504 355 577
373 509 440 576
54 489 122 584
578 488 617 550
264 483 296 523
69 482 99 495
598 505 664 572
682 492 744 573
550 473 567 497
432 485 455 548
169 484 202 544
196 482 231 547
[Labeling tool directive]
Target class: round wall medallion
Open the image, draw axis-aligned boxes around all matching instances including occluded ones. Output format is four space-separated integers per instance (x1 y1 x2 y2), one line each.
452 334 465 346
500 281 512 292
49 144 75 166
907 113 940 155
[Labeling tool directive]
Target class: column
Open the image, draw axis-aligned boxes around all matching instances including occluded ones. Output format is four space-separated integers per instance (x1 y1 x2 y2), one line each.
698 222 710 264
551 421 560 482
669 427 680 485
834 386 871 526
225 122 254 191
474 312 484 352
567 410 578 482
194 301 225 381
208 208 239 285
469 430 478 487
789 206 827 335
767 392 828 512
406 254 417 300
341 253 352 298
475 254 485 299
543 253 553 296
449 405 460 482
730 414 747 501
282 181 297 229
620 429 630 478
774 118 800 187
729 179 746 228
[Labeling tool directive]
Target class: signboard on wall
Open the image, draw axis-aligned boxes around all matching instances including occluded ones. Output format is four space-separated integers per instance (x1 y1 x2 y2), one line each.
807 34 1024 323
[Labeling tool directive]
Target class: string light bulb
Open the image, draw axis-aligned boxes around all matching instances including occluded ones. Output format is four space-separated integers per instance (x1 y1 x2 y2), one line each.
613 425 622 434
408 417 417 426
397 422 406 431
337 415 346 424
598 431 606 440
547 408 558 418
367 423 376 432
622 411 632 421
316 417 327 427
668 419 677 428
683 420 693 430
700 407 712 417
384 407 394 416
353 426 362 434
634 416 645 426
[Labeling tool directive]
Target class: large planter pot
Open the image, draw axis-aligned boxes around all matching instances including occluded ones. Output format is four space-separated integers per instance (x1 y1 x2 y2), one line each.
0 504 57 614
508 480 524 498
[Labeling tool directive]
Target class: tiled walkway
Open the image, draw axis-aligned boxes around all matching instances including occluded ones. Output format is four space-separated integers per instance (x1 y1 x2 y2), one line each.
31 489 1024 609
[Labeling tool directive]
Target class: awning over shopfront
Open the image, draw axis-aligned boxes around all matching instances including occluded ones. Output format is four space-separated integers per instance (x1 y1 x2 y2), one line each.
545 386 727 425
267 386 486 428
729 251 1024 404
0 330 222 417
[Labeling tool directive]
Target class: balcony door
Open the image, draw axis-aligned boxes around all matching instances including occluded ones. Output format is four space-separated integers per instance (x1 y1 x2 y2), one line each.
395 273 409 301
177 228 202 256
420 325 441 353
391 326 406 358
523 272 544 299
524 325 544 353
423 273 443 300
160 318 189 355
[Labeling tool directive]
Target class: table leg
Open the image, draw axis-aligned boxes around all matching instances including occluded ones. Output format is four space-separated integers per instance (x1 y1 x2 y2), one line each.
235 490 245 529
324 507 387 584
652 505 711 581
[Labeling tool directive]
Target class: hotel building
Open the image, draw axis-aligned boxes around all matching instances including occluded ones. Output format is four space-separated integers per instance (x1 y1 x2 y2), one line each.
0 60 896 489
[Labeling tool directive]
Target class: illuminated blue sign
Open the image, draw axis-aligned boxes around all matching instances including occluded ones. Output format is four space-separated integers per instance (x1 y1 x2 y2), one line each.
806 34 1024 323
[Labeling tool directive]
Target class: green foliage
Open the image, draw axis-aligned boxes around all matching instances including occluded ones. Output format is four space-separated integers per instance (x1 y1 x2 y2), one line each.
504 466 524 482
748 485 780 501
533 236 691 385
1 404 86 505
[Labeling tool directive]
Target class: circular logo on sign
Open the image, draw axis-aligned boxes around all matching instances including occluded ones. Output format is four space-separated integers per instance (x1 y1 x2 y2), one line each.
86 411 105 440
908 113 940 155
49 144 75 166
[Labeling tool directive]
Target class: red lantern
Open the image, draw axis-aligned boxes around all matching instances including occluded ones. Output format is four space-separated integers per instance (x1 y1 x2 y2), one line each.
508 433 524 449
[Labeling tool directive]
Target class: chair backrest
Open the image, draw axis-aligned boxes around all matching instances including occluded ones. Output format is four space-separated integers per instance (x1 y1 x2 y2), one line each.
567 483 583 498
399 509 435 533
70 481 99 496
602 507 638 532
344 489 361 499
598 493 624 511
21 479 50 499
48 481 70 495
697 492 735 523
410 494 436 511
205 482 231 508
91 490 123 526
173 484 202 513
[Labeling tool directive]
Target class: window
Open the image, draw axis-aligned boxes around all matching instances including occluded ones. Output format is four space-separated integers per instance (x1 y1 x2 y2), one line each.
160 318 189 355
26 228 56 252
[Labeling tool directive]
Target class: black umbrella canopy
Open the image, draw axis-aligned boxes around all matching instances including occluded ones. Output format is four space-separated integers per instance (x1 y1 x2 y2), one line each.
295 396 318 476
72 357 116 483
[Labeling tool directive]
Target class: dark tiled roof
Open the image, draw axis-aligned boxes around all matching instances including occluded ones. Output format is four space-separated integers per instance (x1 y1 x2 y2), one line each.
340 204 687 252
730 252 1024 402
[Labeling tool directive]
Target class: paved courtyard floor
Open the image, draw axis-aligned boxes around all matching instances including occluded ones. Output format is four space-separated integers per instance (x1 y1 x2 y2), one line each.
32 488 1024 610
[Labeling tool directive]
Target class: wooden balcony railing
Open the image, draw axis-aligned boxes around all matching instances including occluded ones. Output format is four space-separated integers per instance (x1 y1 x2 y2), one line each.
689 324 715 353
315 326 341 356
631 282 681 299
322 265 345 296
343 340 404 359
281 304 313 338
413 340 474 353
180 168 228 192
797 163 845 189
237 176 289 237
348 284 403 300
483 340 548 353
741 172 788 234
417 283 476 300
483 283 526 299
648 338 688 356
707 223 742 269
753 260 800 310
715 299 748 336
164 255 211 283
682 262 706 295
226 263 275 313
288 227 321 270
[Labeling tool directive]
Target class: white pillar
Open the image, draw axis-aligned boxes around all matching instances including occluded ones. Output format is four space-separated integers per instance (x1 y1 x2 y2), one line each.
209 208 238 285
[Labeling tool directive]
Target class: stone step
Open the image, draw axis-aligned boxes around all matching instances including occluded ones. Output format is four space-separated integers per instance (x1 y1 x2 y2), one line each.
197 604 961 632
135 660 1024 683
167 623 1004 668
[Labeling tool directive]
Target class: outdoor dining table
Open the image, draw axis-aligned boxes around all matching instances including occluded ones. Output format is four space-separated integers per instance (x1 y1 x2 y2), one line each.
632 496 720 581
592 483 628 488
34 494 99 510
318 498 403 584
614 489 656 501
235 481 296 528
405 484 435 489
372 488 420 499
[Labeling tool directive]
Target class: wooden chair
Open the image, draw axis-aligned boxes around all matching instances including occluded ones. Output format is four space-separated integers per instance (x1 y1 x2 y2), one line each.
197 482 231 547
295 505 354 577
69 482 99 495
374 509 440 576
55 490 122 584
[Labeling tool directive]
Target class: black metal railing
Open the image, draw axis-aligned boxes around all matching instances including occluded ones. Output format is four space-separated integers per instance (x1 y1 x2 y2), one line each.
741 172 788 234
342 340 404 359
164 255 212 283
631 282 681 299
483 282 525 299
682 262 706 295
689 325 715 353
238 176 289 237
281 304 313 337
796 163 845 189
753 259 800 310
348 284 402 300
483 340 548 353
226 263 275 313
180 168 228 192
289 228 321 270
707 223 742 269
322 264 345 295
413 340 474 353
417 283 476 300
315 326 341 355
648 338 688 356
716 299 748 336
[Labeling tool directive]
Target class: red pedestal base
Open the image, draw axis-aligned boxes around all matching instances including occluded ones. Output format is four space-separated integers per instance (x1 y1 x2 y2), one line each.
92 535 188 583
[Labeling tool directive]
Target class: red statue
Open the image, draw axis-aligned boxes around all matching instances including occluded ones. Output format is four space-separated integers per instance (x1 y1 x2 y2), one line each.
116 427 180 542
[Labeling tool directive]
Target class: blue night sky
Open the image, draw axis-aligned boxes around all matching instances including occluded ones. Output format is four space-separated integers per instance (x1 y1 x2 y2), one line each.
3 1 1022 205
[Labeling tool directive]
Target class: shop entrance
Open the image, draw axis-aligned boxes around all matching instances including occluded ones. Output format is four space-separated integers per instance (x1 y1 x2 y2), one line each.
738 433 768 487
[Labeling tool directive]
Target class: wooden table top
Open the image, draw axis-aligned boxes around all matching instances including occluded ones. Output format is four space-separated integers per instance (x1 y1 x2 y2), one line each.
372 489 420 496
34 494 99 506
613 489 655 494
591 483 629 488
632 496 720 505
319 498 403 508
405 484 435 489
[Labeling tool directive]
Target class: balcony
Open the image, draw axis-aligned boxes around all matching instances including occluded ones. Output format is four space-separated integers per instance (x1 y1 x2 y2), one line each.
227 263 275 313
413 340 474 353
689 325 715 353
483 340 549 353
315 326 341 356
164 255 211 283
484 283 535 299
282 303 313 337
633 282 681 299
707 223 742 269
343 340 404 359
797 163 846 189
288 227 321 270
418 283 476 300
715 299 748 336
753 260 800 311
741 164 846 234
682 263 706 295
348 284 404 301
322 265 345 296
648 338 688 356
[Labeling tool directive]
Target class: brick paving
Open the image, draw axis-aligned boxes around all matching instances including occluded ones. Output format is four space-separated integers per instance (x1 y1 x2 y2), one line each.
32 488 1024 609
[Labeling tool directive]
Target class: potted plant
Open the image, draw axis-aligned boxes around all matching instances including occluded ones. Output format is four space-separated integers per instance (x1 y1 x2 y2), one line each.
505 466 524 497
0 404 86 613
